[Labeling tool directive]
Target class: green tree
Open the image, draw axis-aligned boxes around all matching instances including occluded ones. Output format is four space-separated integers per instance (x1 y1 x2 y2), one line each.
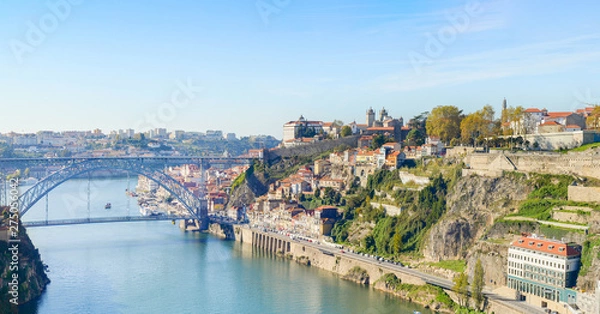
426 105 462 144
370 134 386 150
472 259 485 310
405 128 425 146
453 272 469 307
390 232 402 254
341 125 352 137
587 105 600 130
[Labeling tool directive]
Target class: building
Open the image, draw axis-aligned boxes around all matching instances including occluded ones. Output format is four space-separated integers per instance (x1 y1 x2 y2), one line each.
282 115 324 143
169 130 185 140
538 121 564 134
364 107 404 141
542 112 586 130
205 130 224 141
507 234 581 307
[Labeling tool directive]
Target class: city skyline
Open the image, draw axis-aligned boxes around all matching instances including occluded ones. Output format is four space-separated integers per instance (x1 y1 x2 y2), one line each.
1 0 599 137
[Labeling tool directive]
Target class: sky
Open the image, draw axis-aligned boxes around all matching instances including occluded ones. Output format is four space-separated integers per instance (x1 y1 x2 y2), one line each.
1 0 599 139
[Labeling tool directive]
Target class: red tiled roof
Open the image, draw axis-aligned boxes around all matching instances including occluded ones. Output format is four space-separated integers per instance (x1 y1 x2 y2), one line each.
540 121 561 126
367 127 395 131
524 108 542 113
314 206 338 212
546 112 574 117
511 236 580 257
565 125 581 129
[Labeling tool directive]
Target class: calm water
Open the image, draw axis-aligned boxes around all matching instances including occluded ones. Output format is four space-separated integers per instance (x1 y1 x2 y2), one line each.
19 179 432 314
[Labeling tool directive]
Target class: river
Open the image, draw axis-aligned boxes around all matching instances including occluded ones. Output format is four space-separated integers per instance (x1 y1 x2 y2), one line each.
19 178 433 314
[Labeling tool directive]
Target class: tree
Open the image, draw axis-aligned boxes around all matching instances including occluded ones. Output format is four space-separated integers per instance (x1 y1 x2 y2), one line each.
587 105 600 130
461 105 496 145
341 125 352 137
426 105 462 144
453 272 469 307
502 106 525 135
370 134 386 150
405 128 425 146
390 232 402 254
472 259 485 310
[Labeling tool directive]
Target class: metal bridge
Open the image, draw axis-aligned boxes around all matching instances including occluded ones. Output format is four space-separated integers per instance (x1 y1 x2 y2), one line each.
0 157 251 230
22 215 195 228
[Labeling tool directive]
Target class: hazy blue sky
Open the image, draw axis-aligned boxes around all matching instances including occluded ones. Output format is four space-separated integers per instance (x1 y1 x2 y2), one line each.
1 0 599 139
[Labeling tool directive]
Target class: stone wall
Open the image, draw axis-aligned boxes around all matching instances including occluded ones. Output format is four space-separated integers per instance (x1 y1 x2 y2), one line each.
576 283 600 314
237 227 426 286
266 135 360 162
445 146 476 158
568 186 600 203
462 148 600 180
522 130 600 150
370 202 403 216
398 171 430 185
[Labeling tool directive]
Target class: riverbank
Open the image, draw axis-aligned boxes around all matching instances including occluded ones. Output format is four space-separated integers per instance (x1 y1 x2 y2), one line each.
225 225 458 312
219 225 537 314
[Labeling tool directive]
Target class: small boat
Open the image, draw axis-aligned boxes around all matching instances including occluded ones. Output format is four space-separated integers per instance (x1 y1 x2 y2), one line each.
105 203 112 209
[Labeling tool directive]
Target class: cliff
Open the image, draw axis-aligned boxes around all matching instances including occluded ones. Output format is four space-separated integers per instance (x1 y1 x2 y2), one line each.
423 174 532 261
0 212 49 312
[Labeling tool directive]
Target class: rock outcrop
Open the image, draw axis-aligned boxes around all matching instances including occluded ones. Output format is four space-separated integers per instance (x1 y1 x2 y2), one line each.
423 174 531 261
0 219 49 312
343 266 370 285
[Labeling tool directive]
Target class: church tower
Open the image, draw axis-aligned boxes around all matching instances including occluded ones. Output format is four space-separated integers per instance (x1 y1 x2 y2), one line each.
379 107 388 122
366 107 375 127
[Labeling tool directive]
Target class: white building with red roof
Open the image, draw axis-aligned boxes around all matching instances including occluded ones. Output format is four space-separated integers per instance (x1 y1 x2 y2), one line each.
507 234 581 307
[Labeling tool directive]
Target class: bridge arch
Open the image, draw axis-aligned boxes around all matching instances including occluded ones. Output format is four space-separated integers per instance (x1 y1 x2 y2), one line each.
18 158 206 221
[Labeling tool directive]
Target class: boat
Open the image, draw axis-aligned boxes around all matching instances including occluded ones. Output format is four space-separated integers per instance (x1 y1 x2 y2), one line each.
413 311 421 314
105 203 111 209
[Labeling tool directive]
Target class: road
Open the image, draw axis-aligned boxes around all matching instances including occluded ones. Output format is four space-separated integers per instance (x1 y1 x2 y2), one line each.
253 228 547 314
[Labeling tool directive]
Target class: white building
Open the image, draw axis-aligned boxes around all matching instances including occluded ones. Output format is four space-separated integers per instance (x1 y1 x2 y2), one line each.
507 234 581 308
282 115 324 143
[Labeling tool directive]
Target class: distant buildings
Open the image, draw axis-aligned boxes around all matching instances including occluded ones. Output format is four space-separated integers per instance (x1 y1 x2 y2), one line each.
506 107 588 135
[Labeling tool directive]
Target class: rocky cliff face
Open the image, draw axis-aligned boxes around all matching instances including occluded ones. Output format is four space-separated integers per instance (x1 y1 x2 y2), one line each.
227 170 267 209
465 241 509 289
423 174 532 261
0 223 49 312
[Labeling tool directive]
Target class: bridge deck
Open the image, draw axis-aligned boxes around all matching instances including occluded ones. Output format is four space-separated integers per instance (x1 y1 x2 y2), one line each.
22 215 196 227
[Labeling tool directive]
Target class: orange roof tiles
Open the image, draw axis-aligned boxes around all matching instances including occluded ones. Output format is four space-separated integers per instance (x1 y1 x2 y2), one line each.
367 127 395 131
525 108 542 113
565 125 582 129
546 112 574 117
510 236 580 257
540 121 560 126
